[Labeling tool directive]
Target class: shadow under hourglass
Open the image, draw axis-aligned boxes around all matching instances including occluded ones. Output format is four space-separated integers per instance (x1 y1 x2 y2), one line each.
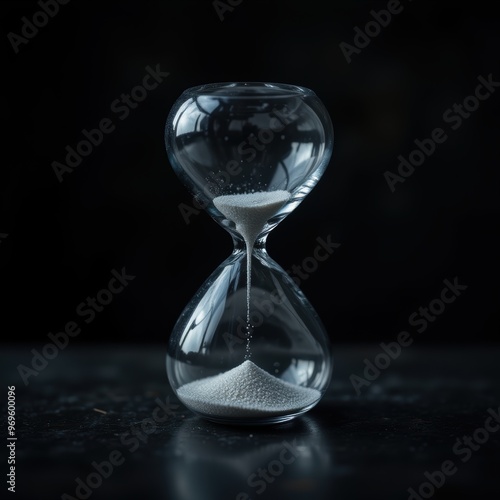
164 415 334 500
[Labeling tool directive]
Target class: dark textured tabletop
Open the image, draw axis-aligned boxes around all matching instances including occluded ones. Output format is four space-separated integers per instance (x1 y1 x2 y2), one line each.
2 343 500 500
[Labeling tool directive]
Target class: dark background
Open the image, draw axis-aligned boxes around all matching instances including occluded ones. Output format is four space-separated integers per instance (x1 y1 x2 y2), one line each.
2 0 499 348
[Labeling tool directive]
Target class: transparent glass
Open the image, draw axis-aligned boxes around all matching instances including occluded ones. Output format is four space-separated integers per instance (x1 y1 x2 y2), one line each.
165 82 334 425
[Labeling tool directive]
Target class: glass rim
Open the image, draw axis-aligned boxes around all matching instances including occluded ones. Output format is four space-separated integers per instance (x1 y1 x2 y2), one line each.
180 81 316 98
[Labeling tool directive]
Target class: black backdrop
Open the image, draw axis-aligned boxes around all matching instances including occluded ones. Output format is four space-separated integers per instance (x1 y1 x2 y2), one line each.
2 0 499 348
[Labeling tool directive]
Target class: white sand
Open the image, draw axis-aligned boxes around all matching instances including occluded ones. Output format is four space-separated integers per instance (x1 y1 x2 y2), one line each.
177 360 321 417
213 190 290 358
213 190 290 249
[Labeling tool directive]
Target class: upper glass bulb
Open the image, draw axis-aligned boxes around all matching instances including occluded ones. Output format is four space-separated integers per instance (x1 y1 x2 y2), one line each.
165 82 334 239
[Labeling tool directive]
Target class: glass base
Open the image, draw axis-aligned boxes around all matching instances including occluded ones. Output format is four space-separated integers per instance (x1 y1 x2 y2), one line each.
185 401 320 426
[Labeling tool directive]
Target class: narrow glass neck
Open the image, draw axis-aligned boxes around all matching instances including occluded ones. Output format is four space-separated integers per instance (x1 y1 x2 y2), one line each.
232 234 269 253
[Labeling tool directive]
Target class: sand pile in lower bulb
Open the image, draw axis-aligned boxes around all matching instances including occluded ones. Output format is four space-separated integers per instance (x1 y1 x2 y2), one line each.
176 360 321 417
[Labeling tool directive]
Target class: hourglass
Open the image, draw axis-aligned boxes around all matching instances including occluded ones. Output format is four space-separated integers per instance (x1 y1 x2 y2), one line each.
165 82 334 425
